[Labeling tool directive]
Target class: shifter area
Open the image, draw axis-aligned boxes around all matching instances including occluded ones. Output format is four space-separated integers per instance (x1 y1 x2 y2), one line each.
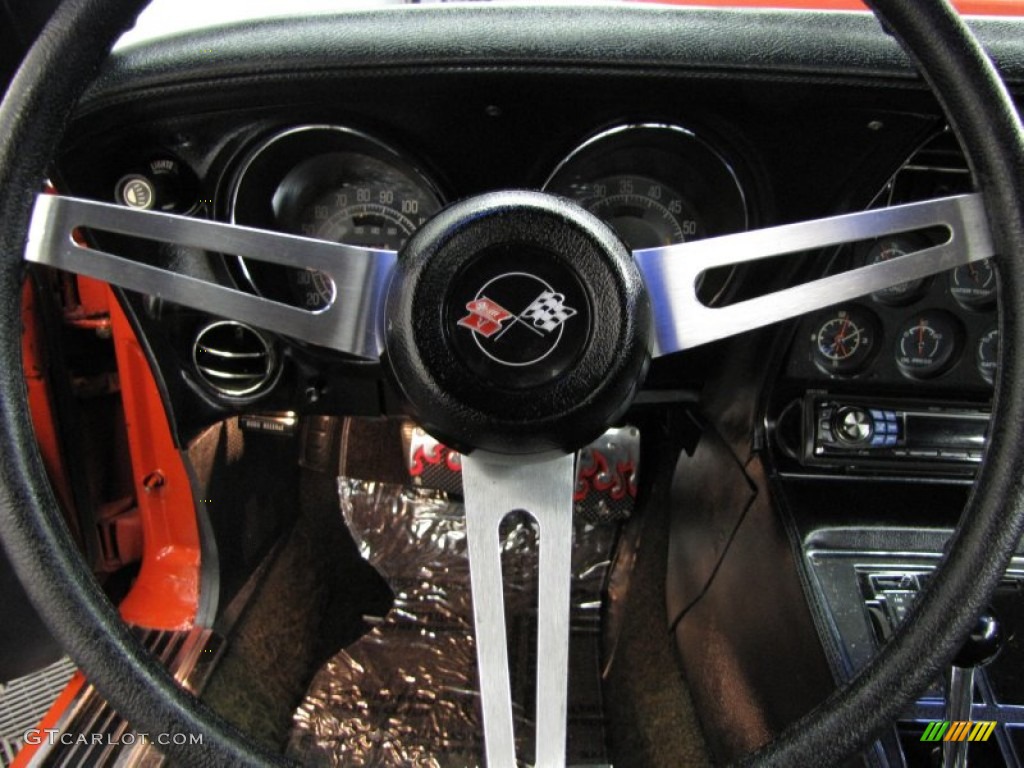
805 535 1024 766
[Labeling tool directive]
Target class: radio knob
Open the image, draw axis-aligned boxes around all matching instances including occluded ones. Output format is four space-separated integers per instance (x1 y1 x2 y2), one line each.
833 406 873 444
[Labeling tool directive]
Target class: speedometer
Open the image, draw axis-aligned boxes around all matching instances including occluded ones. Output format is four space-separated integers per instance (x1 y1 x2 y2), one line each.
230 126 443 312
544 124 748 304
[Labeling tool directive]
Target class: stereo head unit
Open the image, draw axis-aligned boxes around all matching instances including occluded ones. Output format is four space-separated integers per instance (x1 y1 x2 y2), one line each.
801 395 990 473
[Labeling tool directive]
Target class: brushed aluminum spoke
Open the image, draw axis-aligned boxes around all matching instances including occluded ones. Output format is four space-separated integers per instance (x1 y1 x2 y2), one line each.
462 452 576 768
634 192 992 356
25 193 395 359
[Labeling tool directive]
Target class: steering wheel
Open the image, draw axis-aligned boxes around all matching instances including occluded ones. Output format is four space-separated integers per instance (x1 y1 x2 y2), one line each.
2 1 1023 766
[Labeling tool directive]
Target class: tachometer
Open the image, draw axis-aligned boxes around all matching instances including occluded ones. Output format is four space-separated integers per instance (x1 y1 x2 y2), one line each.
230 126 443 312
560 173 701 249
544 124 748 304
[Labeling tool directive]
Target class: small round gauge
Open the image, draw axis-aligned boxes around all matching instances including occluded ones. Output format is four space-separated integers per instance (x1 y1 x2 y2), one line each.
895 311 962 379
811 307 879 376
864 235 929 305
230 126 444 313
977 328 999 385
544 124 748 305
950 259 996 310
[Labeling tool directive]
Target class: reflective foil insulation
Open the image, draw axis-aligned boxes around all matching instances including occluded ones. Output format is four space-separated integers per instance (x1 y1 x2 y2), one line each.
288 428 638 766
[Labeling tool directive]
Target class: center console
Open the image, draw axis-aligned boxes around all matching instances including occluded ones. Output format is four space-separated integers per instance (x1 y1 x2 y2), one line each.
804 529 1024 767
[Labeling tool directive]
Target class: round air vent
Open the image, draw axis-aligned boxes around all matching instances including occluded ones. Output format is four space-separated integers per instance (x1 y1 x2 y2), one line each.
192 321 278 399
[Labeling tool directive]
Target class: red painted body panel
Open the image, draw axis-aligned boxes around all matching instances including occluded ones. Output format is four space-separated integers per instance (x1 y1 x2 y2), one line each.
21 278 81 546
638 0 1024 15
23 278 200 628
106 290 200 630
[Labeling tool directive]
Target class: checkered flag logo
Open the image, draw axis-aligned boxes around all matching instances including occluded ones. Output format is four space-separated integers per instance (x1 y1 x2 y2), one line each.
520 291 577 333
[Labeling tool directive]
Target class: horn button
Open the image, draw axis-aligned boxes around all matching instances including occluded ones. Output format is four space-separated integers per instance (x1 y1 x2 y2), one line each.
447 246 590 387
385 191 650 456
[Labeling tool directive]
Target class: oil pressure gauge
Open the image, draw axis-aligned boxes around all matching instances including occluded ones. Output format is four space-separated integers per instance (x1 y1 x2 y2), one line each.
895 311 962 379
811 307 879 376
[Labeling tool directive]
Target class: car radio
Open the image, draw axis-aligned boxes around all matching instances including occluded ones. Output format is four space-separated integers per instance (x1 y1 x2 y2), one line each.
802 395 990 471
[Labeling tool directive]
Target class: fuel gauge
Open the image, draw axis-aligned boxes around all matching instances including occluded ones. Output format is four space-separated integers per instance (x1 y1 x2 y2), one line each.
811 307 879 376
895 311 962 379
864 235 929 305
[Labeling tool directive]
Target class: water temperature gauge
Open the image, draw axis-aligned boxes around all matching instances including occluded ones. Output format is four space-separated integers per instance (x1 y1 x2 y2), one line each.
950 259 996 310
811 307 879 376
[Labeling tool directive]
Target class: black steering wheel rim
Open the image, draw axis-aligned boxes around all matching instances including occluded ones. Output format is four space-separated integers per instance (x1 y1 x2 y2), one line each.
0 2 1022 766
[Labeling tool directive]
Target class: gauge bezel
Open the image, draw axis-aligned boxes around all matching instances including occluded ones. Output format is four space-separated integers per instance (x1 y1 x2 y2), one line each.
949 258 997 311
861 233 932 306
894 309 964 380
810 305 881 377
542 122 749 306
977 327 999 386
228 124 445 307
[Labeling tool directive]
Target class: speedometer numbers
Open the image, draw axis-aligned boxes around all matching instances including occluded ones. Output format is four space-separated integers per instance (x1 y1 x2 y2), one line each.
297 195 422 249
290 171 438 309
230 126 443 312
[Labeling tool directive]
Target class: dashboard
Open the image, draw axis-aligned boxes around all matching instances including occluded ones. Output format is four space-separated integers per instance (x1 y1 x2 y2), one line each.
58 4 1018 450
58 89 1005 485
223 122 747 317
22 6 1024 767
770 130 997 479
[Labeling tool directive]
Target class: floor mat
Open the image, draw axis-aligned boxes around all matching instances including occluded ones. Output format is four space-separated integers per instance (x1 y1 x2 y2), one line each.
287 479 618 766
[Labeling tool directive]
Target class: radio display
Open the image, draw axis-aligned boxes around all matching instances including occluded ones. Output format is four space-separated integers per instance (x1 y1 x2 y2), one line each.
904 412 989 449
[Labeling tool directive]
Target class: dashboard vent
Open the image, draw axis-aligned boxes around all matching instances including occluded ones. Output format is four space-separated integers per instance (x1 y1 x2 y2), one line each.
902 130 969 176
192 321 278 399
887 130 972 205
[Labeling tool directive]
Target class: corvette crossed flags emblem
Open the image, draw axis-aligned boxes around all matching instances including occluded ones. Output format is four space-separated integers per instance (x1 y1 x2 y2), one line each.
458 291 577 339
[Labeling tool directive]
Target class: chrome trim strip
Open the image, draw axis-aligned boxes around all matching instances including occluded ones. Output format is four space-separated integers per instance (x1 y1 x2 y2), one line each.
25 194 395 359
634 192 992 356
24 628 220 768
462 452 576 768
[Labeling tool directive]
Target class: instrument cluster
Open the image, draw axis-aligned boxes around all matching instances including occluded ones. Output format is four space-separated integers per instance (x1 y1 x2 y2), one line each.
787 131 997 395
227 122 750 313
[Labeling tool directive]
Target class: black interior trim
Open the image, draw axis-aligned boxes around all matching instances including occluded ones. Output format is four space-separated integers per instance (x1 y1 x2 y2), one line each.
84 7 1024 117
1 4 1024 767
